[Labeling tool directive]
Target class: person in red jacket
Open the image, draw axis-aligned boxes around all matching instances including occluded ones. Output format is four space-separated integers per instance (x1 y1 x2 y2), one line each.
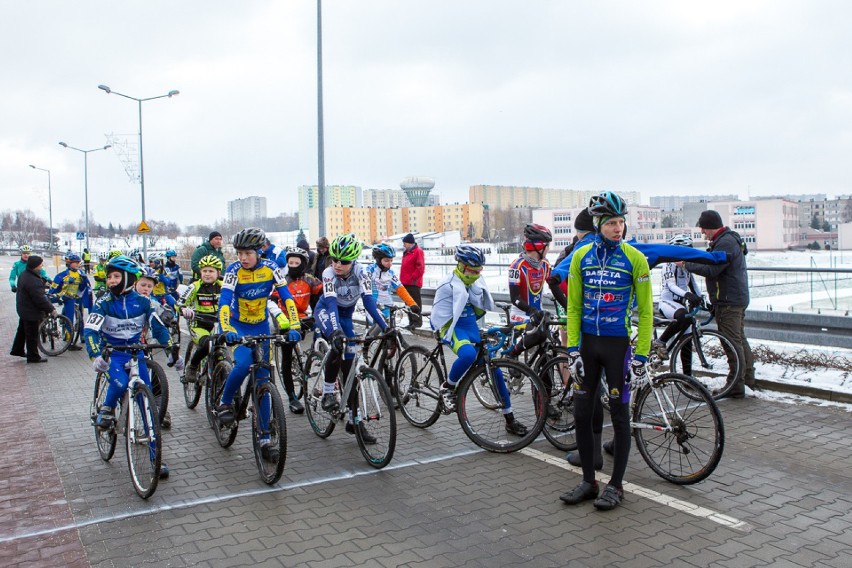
399 233 425 330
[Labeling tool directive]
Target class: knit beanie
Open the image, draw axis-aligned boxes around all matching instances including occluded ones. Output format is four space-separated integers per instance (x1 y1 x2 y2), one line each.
403 233 416 244
697 210 724 230
574 209 595 233
27 255 43 270
209 231 223 241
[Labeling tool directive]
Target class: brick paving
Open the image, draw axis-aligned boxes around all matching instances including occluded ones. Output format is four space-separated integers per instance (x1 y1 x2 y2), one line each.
1 256 851 567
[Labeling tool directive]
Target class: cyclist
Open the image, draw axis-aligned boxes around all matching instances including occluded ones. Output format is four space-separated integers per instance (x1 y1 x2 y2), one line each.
107 248 124 260
430 245 528 436
50 252 93 351
560 191 653 511
85 255 182 479
215 228 301 463
314 233 388 443
180 255 224 385
270 246 322 414
148 254 177 310
9 245 49 292
655 233 705 363
93 252 109 296
365 243 420 321
161 249 184 301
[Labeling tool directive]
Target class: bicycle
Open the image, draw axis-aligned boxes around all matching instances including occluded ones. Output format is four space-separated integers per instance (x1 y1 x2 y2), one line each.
37 311 73 356
90 343 170 498
272 317 316 401
208 333 288 485
394 326 549 453
303 335 396 469
180 312 220 409
363 305 413 401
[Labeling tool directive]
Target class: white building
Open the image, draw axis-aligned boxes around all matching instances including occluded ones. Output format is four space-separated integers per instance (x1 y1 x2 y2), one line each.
228 196 267 224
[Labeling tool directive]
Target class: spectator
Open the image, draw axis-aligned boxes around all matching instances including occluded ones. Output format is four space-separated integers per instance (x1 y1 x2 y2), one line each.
191 231 226 281
297 237 316 271
400 233 425 330
82 248 92 274
311 237 330 279
685 210 754 398
11 255 57 363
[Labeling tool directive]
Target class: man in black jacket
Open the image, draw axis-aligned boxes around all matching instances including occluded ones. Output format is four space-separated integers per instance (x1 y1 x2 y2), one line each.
685 210 754 398
11 255 57 363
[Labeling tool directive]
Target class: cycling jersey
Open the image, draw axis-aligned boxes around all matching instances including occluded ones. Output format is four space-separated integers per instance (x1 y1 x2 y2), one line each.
180 279 222 316
660 263 700 308
272 274 322 320
161 260 183 292
218 259 298 332
51 268 91 300
365 263 416 315
315 262 386 333
508 254 554 322
93 263 107 289
83 291 171 356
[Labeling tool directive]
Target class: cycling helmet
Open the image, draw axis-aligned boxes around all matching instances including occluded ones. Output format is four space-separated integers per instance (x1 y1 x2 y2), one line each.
454 245 486 268
668 233 693 247
523 224 553 243
587 191 628 218
284 247 309 265
64 252 82 263
148 252 163 265
330 233 363 261
165 249 177 258
108 248 123 259
98 251 109 261
106 255 141 295
371 243 396 261
19 245 32 254
138 266 159 282
232 227 266 251
198 254 224 271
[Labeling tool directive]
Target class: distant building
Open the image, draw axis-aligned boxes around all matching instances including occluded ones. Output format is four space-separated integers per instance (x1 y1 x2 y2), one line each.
228 196 267 225
298 185 362 231
650 194 738 211
471 184 640 211
796 195 852 230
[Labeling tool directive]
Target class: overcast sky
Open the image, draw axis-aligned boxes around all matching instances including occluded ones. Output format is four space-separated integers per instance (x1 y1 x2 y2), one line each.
3 1 851 230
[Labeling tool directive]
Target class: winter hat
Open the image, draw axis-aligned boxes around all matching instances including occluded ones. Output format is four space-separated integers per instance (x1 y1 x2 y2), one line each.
402 233 416 244
297 238 310 250
26 255 43 270
697 210 724 230
209 231 223 241
574 209 595 233
316 236 330 248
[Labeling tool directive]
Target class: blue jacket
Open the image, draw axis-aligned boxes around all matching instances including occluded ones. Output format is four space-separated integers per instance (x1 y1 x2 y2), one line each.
83 290 172 358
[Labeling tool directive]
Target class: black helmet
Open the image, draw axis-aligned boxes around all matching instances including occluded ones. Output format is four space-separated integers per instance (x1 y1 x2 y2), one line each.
285 246 310 265
588 191 628 218
232 227 266 251
523 224 552 243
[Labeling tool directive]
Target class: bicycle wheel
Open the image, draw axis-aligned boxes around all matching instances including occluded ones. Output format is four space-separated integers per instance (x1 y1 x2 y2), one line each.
251 381 287 484
146 358 170 426
303 350 335 438
209 361 239 447
632 372 725 485
394 345 442 428
38 314 73 356
670 330 741 400
92 372 117 461
456 358 548 453
532 345 570 374
125 383 161 499
354 368 396 469
536 355 577 451
72 306 84 345
183 348 204 410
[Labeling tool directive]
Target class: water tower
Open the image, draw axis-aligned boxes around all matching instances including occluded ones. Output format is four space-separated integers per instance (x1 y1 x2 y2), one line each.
400 176 435 207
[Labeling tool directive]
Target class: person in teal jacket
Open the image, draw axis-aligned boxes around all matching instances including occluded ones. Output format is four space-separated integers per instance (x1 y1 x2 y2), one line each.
10 245 49 292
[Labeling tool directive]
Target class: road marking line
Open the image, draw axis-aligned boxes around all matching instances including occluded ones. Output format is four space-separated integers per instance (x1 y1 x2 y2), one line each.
520 447 751 532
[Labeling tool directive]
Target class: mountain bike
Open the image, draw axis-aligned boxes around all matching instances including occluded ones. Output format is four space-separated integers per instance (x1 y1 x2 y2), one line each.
394 327 549 453
90 344 169 498
209 333 288 485
303 335 396 469
181 312 220 409
37 311 73 356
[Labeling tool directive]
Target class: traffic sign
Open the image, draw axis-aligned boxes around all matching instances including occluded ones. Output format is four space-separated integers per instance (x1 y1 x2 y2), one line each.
137 220 151 234
76 231 85 240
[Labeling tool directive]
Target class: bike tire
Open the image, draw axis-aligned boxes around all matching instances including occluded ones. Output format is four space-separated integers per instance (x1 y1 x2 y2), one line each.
73 306 84 345
632 372 725 485
125 383 161 499
303 350 335 438
209 360 239 447
456 358 548 453
38 314 73 356
670 330 742 400
536 355 577 452
532 345 570 374
92 372 117 461
183 345 204 410
394 345 442 428
354 368 396 469
251 381 287 484
146 357 170 426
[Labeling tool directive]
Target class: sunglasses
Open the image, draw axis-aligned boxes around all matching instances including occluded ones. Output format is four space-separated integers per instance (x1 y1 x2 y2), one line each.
461 265 483 274
330 257 352 265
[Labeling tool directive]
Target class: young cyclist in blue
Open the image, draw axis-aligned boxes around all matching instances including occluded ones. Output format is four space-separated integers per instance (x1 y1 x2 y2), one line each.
314 233 388 443
85 255 182 478
430 245 528 436
50 252 93 350
162 249 184 302
365 243 421 322
215 228 301 463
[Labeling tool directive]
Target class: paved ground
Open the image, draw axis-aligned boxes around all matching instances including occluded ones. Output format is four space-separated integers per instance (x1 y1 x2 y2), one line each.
1 258 851 567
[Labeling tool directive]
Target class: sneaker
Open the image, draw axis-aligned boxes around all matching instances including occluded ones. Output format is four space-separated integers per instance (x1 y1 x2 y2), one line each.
321 392 339 412
288 396 305 414
603 439 614 456
345 421 377 444
95 408 115 430
260 440 280 462
159 462 170 479
439 382 457 411
505 419 528 436
651 339 668 360
216 403 235 426
161 411 172 430
184 364 199 384
593 484 624 511
559 480 599 505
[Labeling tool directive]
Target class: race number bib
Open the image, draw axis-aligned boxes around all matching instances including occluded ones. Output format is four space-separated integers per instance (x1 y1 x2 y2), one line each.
84 312 105 331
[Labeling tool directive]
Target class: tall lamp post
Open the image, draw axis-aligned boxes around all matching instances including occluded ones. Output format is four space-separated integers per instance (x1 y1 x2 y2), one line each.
58 142 111 252
28 165 53 250
316 0 326 238
97 84 179 259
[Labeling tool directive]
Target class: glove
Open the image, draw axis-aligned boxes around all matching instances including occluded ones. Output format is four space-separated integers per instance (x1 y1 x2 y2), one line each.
224 331 240 344
546 274 562 287
330 329 346 353
11 286 17 293
181 307 195 320
628 358 647 384
93 356 109 373
288 329 302 342
567 350 584 380
275 313 289 330
529 309 545 325
683 292 702 307
408 305 421 315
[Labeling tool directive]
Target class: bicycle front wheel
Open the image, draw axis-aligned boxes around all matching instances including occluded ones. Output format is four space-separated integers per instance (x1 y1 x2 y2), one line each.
355 368 396 469
92 372 117 461
536 355 577 451
670 330 741 400
456 358 548 453
251 382 287 485
38 315 72 356
147 357 169 426
126 383 161 499
632 372 725 485
395 345 442 428
208 361 239 447
303 350 335 438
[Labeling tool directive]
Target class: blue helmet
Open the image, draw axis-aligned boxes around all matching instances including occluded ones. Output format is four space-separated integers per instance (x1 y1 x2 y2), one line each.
372 243 396 261
454 245 486 268
64 252 82 263
588 191 628 218
165 249 177 258
106 255 141 295
138 266 159 282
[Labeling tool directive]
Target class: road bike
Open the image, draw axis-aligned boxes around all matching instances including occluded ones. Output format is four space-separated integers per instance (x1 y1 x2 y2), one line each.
363 305 414 402
303 334 396 469
90 344 169 498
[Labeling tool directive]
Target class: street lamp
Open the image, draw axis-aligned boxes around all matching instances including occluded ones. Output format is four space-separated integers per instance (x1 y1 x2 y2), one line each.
97 84 179 258
58 142 111 252
28 164 53 250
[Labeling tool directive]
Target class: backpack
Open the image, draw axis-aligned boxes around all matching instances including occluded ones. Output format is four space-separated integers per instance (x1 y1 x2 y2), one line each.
727 230 749 256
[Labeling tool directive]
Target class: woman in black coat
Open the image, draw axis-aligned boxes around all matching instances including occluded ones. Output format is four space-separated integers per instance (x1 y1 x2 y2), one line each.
11 255 57 363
